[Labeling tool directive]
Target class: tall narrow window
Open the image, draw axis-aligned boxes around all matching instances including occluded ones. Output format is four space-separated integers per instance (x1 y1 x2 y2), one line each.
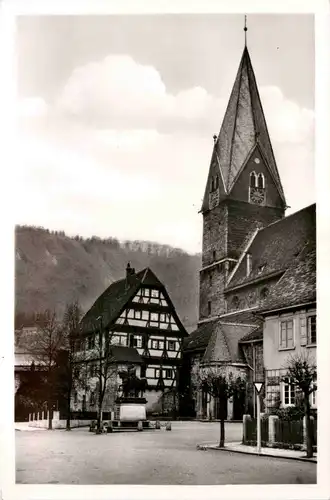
307 315 316 345
246 254 252 276
212 250 216 262
257 173 265 188
215 175 219 189
208 301 212 316
280 320 294 349
250 172 257 187
283 377 295 405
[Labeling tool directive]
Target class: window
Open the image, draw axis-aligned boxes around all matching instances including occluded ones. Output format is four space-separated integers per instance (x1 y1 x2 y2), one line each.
151 339 159 350
209 272 212 286
143 288 150 297
168 340 176 351
164 369 173 379
257 173 265 189
154 368 161 378
250 171 257 187
133 336 142 348
134 309 142 320
280 320 294 349
208 301 212 316
260 287 269 299
159 313 166 323
212 250 216 262
232 296 240 310
150 312 159 322
151 289 159 298
283 377 295 406
89 363 96 378
214 175 219 189
88 335 95 350
246 254 252 276
142 310 149 320
307 315 316 345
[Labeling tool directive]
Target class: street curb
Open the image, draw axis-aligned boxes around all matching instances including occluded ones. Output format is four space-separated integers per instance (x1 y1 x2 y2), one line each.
196 444 317 463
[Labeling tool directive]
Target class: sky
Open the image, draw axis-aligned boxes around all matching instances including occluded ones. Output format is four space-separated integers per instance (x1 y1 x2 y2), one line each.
15 14 315 254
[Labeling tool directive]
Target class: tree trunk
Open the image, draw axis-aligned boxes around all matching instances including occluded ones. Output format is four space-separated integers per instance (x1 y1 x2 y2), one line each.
96 379 103 433
304 395 313 458
219 398 225 448
66 383 71 431
48 399 52 430
219 418 225 448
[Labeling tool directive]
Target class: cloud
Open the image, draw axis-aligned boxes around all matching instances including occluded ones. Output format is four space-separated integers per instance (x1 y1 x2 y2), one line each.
15 55 314 252
55 54 314 146
18 97 48 119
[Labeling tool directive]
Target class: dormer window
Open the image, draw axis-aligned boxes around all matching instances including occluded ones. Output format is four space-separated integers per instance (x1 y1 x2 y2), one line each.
246 253 252 276
250 172 257 187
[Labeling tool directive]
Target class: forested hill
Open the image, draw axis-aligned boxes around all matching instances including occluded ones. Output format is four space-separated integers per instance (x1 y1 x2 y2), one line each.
15 226 201 333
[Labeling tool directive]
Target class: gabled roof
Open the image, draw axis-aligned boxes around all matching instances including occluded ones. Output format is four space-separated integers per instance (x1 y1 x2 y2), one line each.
79 266 187 335
259 241 316 313
184 311 261 355
201 46 285 212
227 204 316 290
202 322 255 364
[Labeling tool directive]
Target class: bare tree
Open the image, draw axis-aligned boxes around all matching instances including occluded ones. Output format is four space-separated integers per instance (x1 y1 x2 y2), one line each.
283 352 317 458
62 300 82 430
28 310 66 430
78 320 117 433
194 364 246 448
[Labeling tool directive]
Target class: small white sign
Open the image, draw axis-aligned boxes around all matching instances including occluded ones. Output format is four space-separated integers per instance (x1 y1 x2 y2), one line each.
254 382 263 393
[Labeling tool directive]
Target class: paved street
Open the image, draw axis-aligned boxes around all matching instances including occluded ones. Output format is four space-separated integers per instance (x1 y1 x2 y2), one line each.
16 421 316 484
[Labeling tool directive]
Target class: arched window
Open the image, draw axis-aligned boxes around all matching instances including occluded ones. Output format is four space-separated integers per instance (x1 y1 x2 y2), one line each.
250 172 257 188
257 173 265 189
232 296 240 310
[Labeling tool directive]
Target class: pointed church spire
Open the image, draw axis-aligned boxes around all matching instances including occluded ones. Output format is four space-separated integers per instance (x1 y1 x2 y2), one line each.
201 41 286 212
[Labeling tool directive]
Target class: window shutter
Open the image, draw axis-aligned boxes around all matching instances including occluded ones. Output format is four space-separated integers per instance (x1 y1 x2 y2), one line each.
300 315 307 346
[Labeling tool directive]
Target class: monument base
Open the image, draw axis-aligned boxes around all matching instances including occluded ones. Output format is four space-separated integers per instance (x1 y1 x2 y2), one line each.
115 397 147 423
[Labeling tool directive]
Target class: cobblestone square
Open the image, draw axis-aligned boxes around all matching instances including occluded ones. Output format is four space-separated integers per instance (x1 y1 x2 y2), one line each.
15 422 316 484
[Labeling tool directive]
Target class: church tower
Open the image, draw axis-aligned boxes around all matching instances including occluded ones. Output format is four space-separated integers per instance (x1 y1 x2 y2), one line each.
199 44 286 321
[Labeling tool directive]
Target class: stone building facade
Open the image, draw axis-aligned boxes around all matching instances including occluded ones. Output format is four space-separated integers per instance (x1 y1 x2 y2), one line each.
183 40 316 420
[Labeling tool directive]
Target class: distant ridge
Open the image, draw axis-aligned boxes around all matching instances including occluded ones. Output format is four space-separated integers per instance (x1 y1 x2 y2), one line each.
15 225 201 333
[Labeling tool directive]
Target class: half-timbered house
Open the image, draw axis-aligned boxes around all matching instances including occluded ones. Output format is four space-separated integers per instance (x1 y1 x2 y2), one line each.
74 264 188 414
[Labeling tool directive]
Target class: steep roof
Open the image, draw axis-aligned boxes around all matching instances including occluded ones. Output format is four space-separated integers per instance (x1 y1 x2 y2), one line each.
184 311 261 355
79 266 186 335
227 203 316 289
201 46 285 212
259 241 316 313
202 322 255 363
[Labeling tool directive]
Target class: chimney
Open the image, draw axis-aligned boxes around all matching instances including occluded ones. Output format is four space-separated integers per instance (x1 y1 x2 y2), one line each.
125 263 136 289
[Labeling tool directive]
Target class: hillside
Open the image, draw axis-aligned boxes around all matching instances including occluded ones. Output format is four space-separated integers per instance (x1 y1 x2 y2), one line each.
15 226 201 333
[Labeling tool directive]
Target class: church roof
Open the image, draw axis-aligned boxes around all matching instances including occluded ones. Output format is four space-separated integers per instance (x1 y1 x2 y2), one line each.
259 241 316 313
202 322 255 364
201 46 286 212
227 203 316 289
184 312 261 354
